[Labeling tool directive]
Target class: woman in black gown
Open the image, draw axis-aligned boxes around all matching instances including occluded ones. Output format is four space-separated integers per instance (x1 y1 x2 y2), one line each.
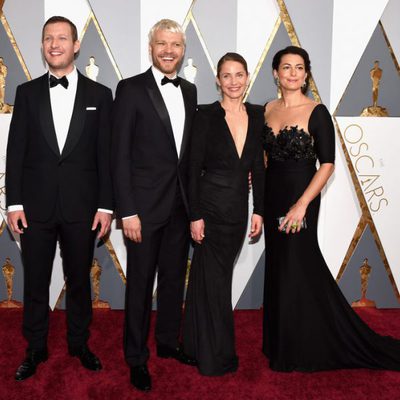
263 45 400 372
183 53 265 376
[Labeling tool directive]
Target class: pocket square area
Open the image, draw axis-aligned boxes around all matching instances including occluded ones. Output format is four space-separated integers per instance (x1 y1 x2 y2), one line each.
86 106 97 110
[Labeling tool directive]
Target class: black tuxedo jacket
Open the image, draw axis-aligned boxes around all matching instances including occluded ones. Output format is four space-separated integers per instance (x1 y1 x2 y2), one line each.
6 71 113 222
112 68 197 223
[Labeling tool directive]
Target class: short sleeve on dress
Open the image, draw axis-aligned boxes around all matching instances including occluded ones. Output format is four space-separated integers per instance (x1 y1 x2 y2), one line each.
308 104 335 164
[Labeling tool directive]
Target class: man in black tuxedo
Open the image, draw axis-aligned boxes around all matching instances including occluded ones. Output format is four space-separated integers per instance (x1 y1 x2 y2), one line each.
112 19 197 391
6 16 113 381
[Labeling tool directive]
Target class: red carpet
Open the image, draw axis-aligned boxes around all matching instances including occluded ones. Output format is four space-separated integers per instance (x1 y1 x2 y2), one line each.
1 308 400 400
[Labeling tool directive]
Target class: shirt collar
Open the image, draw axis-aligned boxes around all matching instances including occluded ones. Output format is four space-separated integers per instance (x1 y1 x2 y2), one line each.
151 65 178 85
48 66 78 86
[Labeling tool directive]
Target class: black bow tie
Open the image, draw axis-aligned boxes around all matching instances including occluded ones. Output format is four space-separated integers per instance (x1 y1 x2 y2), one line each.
161 76 181 87
49 75 69 89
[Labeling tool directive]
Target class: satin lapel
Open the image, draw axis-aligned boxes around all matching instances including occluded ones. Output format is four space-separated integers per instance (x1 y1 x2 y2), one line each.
144 69 177 153
178 79 193 161
39 74 60 157
61 71 86 160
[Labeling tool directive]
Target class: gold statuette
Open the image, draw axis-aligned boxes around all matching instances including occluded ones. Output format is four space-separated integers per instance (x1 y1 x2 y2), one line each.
90 258 110 309
361 60 388 117
0 57 13 114
352 258 376 308
0 257 22 308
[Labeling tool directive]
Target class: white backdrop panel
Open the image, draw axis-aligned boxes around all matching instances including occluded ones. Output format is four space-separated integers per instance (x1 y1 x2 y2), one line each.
337 117 400 288
140 0 192 72
45 0 91 38
236 0 279 78
330 0 389 113
381 0 400 66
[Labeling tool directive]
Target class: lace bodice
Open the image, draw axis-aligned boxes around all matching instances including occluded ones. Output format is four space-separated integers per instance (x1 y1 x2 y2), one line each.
263 125 316 162
263 104 336 164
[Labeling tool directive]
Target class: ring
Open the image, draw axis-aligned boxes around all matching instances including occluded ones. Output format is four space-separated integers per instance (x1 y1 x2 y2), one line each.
291 223 298 229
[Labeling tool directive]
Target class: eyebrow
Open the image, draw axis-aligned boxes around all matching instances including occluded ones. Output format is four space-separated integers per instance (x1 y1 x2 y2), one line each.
282 63 304 67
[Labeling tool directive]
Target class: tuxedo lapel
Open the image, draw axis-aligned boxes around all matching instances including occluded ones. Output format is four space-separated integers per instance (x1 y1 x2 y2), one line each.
144 69 177 153
61 71 86 160
39 74 60 157
178 79 194 161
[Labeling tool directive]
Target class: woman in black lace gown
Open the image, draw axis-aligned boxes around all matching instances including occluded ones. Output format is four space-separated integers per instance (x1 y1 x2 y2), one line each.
263 46 400 372
183 53 265 376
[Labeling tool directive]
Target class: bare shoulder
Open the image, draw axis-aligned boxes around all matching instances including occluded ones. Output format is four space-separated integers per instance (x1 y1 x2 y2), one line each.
305 99 319 109
264 99 280 118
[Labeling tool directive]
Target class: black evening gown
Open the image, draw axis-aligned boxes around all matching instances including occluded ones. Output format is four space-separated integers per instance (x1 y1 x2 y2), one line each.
263 103 400 372
183 101 265 376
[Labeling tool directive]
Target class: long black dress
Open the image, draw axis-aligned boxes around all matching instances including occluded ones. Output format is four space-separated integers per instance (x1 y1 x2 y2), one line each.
183 101 265 376
263 103 400 372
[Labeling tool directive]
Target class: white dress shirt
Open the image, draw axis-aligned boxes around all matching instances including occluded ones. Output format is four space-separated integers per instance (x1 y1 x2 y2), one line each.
50 66 78 152
151 66 185 154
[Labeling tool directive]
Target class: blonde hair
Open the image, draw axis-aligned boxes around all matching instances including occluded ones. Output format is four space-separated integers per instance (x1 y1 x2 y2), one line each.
148 19 186 46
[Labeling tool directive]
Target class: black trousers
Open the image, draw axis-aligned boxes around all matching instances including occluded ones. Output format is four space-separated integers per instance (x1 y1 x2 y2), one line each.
124 197 190 367
20 205 96 350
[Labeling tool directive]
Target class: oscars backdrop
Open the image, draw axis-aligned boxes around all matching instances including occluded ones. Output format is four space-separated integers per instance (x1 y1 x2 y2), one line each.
0 0 399 310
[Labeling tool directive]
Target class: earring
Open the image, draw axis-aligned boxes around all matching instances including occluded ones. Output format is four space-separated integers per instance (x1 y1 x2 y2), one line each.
302 80 306 88
275 77 280 87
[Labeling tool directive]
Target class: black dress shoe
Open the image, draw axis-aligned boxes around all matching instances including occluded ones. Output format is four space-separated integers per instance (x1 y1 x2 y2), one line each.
157 344 197 366
15 349 48 381
69 345 102 371
130 364 151 391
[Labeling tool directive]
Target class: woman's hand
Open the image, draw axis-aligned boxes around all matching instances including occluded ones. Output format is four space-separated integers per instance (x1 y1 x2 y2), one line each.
191 219 205 244
279 201 307 234
249 214 263 238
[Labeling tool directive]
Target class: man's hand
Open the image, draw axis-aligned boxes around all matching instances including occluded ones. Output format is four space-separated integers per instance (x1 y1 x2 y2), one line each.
7 210 28 234
122 215 142 243
91 211 112 239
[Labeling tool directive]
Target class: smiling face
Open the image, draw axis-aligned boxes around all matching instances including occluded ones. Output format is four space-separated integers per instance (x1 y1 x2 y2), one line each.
149 29 185 77
216 60 249 100
274 53 307 93
42 22 80 77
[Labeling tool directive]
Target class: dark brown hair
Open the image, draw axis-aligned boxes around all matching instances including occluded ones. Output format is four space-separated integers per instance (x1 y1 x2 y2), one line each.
42 16 78 42
272 46 311 94
217 52 248 77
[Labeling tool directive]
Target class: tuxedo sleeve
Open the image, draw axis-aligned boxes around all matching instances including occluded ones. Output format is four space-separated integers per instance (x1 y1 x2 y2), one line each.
96 86 114 211
111 80 138 218
5 85 28 207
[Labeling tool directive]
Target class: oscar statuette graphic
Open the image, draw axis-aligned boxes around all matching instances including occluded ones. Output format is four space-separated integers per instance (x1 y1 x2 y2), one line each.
361 60 388 117
0 257 22 308
85 56 99 82
0 57 13 114
352 258 376 308
90 258 110 309
183 58 197 84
